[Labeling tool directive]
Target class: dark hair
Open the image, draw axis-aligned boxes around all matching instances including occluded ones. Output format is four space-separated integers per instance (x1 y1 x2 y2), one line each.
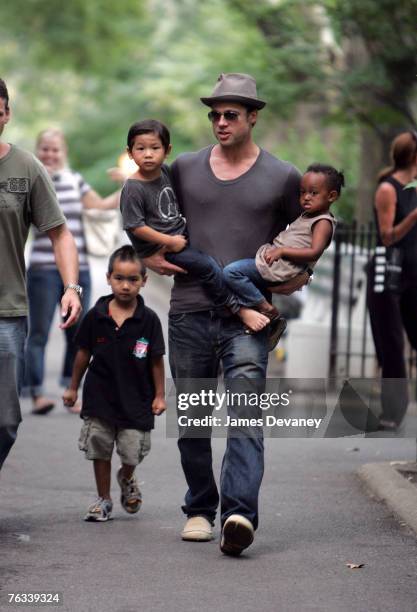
107 245 146 276
306 163 345 195
0 78 9 110
378 131 417 181
127 119 170 152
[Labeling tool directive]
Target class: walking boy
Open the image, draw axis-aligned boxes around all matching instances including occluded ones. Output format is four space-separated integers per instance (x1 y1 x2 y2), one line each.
63 245 166 521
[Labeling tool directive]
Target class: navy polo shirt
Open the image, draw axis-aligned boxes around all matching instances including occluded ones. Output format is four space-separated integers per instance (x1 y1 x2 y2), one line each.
76 294 165 430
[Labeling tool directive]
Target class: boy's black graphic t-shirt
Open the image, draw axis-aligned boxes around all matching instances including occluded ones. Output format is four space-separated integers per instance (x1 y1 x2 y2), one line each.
120 164 186 258
76 294 165 430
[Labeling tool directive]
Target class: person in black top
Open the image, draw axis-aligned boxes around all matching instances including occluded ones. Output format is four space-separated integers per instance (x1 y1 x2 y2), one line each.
367 131 417 431
63 245 166 521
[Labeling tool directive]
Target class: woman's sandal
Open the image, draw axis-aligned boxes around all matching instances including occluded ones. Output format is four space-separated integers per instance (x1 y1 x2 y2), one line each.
31 396 55 415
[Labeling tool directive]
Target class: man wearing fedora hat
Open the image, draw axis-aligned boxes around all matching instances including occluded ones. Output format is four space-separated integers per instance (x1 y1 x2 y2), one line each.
142 73 304 555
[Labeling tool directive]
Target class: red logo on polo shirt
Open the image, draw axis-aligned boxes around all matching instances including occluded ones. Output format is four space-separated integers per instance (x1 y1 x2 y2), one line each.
133 337 149 359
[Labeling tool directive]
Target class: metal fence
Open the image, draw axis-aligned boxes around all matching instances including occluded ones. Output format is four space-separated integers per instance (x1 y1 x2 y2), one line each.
328 221 417 382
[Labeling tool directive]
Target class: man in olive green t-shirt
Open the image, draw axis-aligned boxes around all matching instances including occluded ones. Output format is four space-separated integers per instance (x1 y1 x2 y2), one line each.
0 78 82 470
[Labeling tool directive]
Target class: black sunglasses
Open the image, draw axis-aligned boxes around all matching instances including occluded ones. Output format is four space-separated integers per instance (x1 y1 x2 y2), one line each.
208 110 240 123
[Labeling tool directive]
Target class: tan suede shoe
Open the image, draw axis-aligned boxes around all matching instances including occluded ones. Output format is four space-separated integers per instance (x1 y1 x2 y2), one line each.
220 514 254 556
181 516 213 541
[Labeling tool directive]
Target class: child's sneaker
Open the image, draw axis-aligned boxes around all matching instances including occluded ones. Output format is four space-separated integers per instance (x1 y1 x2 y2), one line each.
84 497 113 522
117 468 142 514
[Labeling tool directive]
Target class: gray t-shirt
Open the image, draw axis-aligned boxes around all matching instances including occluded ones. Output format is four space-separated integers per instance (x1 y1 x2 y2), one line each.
120 165 186 257
0 145 65 317
170 145 302 313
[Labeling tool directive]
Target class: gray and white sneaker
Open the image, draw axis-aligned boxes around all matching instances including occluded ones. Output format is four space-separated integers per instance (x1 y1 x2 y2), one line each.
117 468 142 514
84 497 113 522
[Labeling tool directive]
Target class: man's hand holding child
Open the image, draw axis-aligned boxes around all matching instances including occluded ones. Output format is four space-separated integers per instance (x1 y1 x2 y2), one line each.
167 234 187 253
142 251 186 276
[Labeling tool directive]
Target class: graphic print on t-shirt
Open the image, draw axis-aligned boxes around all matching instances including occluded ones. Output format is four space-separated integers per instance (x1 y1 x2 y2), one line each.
133 337 149 359
157 185 179 221
0 178 28 209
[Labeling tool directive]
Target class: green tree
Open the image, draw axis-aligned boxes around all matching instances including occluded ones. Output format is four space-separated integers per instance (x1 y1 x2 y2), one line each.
227 0 417 222
327 0 417 222
0 0 145 73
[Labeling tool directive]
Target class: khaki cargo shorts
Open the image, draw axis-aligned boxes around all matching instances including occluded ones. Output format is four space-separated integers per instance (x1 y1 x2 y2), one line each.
78 417 151 466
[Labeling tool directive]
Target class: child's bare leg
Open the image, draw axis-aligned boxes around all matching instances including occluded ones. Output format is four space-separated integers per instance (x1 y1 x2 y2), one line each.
93 459 112 499
119 463 135 480
238 307 270 332
117 463 141 514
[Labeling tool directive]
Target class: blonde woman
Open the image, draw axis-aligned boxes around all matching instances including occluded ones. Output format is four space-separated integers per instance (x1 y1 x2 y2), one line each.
25 129 121 414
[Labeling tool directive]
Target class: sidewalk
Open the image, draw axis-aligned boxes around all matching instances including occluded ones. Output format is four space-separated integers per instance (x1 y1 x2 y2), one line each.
1 396 417 612
2 264 416 611
358 460 417 536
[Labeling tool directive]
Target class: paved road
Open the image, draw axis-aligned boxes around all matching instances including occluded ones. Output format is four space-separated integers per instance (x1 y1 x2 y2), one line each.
1 261 417 612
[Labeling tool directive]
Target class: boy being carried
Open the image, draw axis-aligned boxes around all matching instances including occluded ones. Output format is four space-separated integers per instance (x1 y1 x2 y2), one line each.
63 246 166 521
120 119 269 332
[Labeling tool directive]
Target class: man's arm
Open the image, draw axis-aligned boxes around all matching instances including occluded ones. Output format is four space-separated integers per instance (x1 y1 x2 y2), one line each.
269 271 310 295
268 167 309 295
46 223 82 328
283 166 303 224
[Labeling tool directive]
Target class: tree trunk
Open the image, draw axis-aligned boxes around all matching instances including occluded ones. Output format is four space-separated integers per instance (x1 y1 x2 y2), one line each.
356 127 383 224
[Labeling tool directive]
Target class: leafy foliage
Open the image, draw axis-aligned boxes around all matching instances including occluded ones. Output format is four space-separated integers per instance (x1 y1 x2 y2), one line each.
0 0 145 73
1 0 415 219
325 0 417 131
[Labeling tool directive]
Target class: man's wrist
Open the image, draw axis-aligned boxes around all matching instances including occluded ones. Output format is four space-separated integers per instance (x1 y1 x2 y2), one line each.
64 283 83 298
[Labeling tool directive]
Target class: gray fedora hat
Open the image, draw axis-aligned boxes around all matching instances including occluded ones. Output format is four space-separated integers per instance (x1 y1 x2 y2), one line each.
200 73 266 110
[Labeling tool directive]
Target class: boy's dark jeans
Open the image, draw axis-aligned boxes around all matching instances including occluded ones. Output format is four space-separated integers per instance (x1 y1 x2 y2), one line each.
166 247 239 312
169 310 268 529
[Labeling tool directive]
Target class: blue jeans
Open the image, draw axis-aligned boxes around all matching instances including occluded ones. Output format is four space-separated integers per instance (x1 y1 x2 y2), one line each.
24 268 91 395
169 311 268 529
0 317 27 470
166 248 239 312
223 258 273 307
